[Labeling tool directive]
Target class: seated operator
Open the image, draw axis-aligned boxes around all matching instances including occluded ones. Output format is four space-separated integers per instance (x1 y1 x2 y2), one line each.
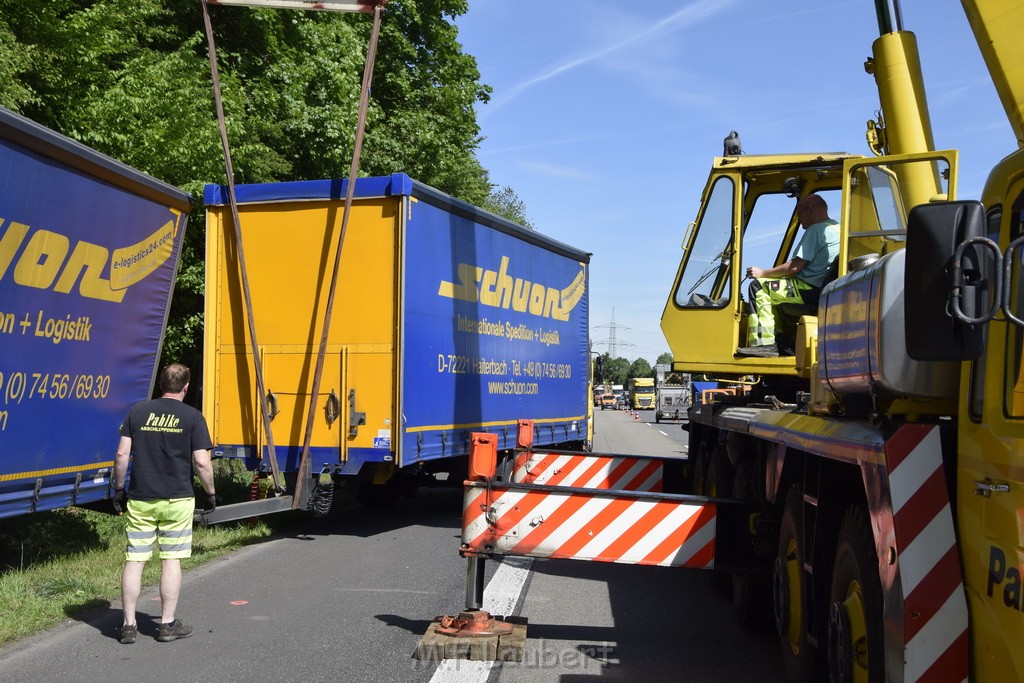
740 193 839 355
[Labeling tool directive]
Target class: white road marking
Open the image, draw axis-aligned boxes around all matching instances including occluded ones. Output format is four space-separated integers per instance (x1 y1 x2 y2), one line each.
483 555 533 617
429 660 495 681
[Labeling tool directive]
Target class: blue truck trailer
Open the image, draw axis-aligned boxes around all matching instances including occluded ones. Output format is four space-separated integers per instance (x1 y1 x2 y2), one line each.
202 174 591 513
0 107 192 519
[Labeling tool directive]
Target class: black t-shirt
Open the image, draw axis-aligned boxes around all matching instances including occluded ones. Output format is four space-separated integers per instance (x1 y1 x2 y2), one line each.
120 397 214 500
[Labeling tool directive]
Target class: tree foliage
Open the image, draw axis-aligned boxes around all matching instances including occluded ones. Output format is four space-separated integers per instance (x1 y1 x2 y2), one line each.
596 353 661 385
595 353 631 386
0 0 498 374
626 358 653 383
655 352 673 366
485 185 533 229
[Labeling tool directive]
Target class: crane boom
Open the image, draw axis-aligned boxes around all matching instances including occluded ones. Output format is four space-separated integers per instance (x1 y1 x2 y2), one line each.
961 0 1024 147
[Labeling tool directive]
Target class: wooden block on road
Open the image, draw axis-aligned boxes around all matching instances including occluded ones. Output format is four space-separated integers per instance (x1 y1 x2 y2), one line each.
495 619 527 661
414 617 527 662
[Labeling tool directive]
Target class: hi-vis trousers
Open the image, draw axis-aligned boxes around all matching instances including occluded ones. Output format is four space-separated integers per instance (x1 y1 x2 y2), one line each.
746 277 815 347
124 497 195 561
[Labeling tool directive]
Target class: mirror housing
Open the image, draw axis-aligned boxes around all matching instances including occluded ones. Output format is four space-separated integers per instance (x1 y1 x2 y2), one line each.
904 200 988 361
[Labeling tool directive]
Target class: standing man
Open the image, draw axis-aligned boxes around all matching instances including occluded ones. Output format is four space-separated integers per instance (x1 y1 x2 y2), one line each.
741 193 839 354
112 363 216 644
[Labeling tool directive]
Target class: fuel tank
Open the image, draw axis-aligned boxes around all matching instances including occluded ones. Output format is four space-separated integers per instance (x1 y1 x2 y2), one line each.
817 249 959 401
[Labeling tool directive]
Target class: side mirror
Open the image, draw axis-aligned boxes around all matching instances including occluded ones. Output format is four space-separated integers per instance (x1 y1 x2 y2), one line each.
904 201 988 360
594 356 604 383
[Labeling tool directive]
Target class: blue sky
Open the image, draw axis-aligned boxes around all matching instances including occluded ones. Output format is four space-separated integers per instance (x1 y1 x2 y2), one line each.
454 0 1013 363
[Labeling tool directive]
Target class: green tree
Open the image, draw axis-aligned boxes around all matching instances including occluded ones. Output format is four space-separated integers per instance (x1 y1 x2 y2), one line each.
626 358 652 383
364 0 492 202
595 353 629 386
655 352 673 366
0 0 500 376
484 185 533 228
0 0 230 374
0 16 37 110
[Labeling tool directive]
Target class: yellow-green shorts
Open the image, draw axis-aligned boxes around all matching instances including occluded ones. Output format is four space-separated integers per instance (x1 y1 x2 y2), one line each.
124 497 195 562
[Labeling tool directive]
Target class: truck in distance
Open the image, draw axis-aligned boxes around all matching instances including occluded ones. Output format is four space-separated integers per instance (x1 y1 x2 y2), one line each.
627 377 655 410
653 363 690 423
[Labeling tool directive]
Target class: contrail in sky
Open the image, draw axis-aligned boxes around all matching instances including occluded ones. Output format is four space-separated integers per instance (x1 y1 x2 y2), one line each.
488 0 741 111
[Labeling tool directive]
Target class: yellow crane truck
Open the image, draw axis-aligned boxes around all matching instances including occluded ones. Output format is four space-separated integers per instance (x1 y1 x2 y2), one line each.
446 2 1024 681
658 1 1024 680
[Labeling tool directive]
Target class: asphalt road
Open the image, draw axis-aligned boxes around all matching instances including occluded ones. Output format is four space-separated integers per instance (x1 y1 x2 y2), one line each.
593 404 690 457
0 410 782 682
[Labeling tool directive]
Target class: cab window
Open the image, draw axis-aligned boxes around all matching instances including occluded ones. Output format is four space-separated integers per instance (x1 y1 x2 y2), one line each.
743 191 795 271
783 189 842 260
674 176 734 308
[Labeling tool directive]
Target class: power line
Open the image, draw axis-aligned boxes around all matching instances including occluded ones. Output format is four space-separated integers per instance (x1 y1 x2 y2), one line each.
592 307 636 356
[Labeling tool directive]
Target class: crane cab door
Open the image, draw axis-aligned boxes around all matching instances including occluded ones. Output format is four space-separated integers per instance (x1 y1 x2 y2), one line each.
839 150 959 267
663 171 742 367
661 154 850 376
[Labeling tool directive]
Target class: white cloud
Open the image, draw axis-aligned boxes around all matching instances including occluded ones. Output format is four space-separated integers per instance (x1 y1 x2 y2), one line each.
518 160 601 181
487 0 741 112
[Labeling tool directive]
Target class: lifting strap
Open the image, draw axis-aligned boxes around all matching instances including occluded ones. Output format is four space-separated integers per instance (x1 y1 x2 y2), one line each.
199 0 387 504
200 0 284 494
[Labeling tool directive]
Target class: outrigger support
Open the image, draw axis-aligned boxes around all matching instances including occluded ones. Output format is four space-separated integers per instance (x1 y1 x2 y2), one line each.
432 433 514 638
421 420 764 659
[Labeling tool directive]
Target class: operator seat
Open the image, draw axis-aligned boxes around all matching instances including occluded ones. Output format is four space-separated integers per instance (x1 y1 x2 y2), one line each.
775 257 840 356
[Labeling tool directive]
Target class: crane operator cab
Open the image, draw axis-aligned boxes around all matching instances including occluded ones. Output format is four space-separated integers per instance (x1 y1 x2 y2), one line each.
661 133 959 400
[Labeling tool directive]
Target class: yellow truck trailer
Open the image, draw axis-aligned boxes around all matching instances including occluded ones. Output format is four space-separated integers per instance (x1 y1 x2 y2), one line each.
203 174 591 511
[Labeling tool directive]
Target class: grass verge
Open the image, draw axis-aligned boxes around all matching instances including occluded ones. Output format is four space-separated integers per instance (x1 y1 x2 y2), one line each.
0 461 294 647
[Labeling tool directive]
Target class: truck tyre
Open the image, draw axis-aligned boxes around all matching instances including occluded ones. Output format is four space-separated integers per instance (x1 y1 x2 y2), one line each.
775 486 818 682
706 450 735 592
732 464 771 630
690 439 712 496
826 506 884 683
356 480 401 508
356 464 401 508
705 446 735 496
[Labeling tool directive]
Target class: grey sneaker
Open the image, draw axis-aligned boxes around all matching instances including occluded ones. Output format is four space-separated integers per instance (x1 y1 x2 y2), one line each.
157 619 193 642
119 624 137 644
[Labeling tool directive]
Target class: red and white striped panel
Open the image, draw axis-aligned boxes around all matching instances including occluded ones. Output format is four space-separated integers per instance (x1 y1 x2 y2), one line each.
885 424 968 683
462 481 715 567
512 451 663 492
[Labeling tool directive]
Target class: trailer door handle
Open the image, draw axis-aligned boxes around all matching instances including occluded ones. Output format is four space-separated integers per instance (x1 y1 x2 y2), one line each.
973 479 1010 497
348 389 366 437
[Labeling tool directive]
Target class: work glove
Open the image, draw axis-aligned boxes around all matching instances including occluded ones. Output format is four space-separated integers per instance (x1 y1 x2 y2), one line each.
112 489 126 514
204 493 221 512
